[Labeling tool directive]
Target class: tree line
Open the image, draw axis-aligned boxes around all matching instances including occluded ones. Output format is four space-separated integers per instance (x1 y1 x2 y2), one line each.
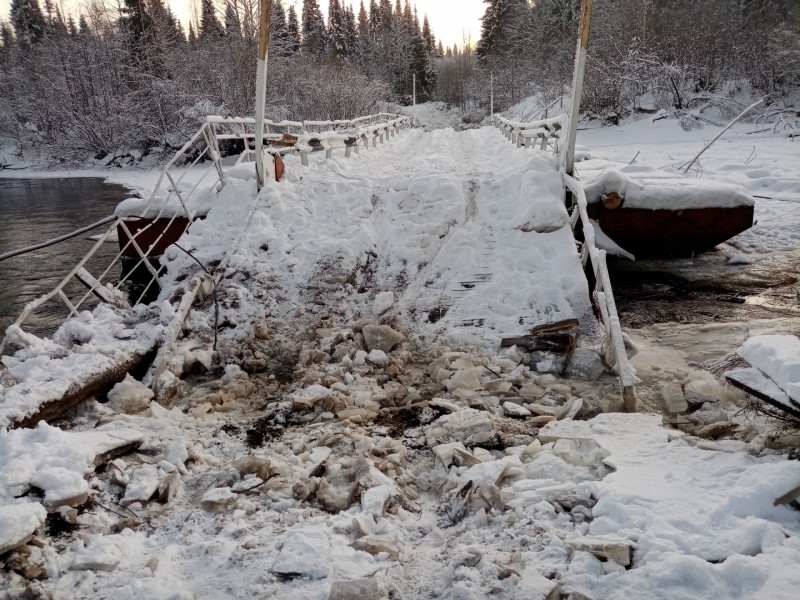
443 0 800 122
1 0 798 163
0 0 438 162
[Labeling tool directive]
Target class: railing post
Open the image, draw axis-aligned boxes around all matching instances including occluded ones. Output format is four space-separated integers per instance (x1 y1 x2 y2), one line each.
490 72 494 120
565 0 594 178
254 0 273 190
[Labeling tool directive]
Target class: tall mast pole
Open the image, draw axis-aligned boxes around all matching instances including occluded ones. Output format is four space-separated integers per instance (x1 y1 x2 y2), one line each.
490 72 494 121
255 0 273 190
565 0 594 178
412 73 417 127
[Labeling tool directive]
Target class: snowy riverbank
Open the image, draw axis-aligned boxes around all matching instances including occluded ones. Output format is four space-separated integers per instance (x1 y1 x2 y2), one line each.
1 115 799 599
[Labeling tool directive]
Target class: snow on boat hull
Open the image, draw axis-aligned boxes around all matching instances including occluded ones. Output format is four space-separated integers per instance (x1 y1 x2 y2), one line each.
586 203 754 258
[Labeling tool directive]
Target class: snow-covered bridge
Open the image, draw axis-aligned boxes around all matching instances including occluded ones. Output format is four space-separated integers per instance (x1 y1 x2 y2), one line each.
0 116 636 429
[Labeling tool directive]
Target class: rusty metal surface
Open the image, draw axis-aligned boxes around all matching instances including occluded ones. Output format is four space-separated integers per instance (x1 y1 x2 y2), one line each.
117 217 192 258
586 204 755 258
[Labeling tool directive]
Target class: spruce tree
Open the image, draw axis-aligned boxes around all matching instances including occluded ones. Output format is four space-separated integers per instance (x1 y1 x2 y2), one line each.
0 20 14 49
357 1 369 37
199 0 224 40
476 0 533 60
422 14 434 53
287 6 301 53
224 0 241 38
327 0 346 57
10 0 47 45
301 0 326 55
271 0 291 57
120 0 153 68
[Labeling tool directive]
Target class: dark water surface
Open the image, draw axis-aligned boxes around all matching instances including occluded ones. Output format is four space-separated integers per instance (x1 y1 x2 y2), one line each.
609 248 800 328
0 178 132 339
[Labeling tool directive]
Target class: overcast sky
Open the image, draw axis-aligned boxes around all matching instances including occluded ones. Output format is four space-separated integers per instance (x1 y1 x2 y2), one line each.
0 0 485 47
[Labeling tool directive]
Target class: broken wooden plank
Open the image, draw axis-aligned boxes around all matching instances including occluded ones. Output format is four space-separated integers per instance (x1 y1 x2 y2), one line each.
725 367 800 421
13 348 155 429
530 318 580 335
75 268 131 310
501 333 576 354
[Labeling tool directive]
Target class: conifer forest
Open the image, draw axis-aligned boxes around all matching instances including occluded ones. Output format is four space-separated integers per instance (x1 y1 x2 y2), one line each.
1 0 798 163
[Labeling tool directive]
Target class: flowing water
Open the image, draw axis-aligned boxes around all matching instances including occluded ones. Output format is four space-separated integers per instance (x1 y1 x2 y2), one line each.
609 248 800 329
0 178 132 339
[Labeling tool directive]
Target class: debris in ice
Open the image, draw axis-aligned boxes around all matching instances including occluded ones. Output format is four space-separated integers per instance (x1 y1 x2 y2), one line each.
69 536 123 571
366 349 390 367
739 334 800 403
512 560 560 600
660 382 688 414
329 578 382 600
372 291 395 318
107 374 154 414
0 503 46 554
351 533 400 560
425 408 497 447
200 487 238 511
362 324 404 353
121 465 159 506
503 401 532 418
272 524 332 580
30 466 89 508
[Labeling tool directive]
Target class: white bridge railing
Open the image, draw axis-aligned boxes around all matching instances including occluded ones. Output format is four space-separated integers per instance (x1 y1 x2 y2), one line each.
493 111 638 409
0 112 409 356
493 114 567 155
564 174 638 411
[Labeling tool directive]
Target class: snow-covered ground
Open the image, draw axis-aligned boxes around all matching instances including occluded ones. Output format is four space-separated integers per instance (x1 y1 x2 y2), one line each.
578 117 800 254
2 114 800 599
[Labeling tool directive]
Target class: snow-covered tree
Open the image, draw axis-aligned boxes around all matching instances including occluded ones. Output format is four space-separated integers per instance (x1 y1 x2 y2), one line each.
302 0 326 54
224 0 241 38
199 0 224 39
10 0 47 45
287 6 301 53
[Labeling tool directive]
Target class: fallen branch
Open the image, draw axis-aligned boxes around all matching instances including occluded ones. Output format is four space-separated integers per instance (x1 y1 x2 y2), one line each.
682 98 766 174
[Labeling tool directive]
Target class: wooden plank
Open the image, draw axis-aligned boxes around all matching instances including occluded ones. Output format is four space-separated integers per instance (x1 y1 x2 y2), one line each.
501 332 576 354
13 347 156 429
530 318 580 335
725 367 800 420
75 268 131 310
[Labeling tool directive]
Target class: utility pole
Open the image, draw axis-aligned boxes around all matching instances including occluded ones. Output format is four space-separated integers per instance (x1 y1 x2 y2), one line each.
412 74 417 128
490 72 494 121
565 0 593 178
255 0 273 190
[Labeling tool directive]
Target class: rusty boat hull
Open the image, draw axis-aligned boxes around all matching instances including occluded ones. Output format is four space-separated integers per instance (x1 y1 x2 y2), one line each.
586 203 755 258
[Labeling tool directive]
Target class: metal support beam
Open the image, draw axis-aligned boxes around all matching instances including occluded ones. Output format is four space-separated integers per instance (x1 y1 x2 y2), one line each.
254 0 273 190
490 72 494 120
565 0 594 178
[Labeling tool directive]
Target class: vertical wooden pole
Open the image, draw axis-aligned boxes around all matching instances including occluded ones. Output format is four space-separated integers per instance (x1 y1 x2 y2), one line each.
255 0 273 190
490 72 494 121
412 73 416 127
565 0 594 178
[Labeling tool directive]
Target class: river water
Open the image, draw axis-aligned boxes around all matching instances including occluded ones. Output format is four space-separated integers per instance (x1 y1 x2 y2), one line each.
0 178 132 339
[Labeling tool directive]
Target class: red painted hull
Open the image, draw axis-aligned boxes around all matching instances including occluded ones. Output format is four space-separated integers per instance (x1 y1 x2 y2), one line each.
586 204 755 258
117 217 192 258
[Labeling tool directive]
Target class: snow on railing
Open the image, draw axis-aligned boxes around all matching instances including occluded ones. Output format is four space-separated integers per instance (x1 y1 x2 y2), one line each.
0 112 409 357
491 111 637 408
564 173 639 411
493 114 567 156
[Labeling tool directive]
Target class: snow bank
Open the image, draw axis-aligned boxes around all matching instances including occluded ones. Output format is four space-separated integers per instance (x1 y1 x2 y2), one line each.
0 502 47 554
545 414 800 598
739 335 800 403
0 422 143 506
